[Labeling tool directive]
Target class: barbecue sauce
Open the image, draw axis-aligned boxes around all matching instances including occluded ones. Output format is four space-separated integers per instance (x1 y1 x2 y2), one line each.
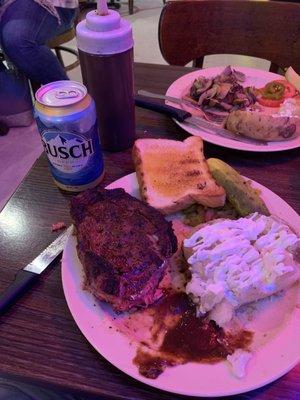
76 8 135 151
133 292 253 379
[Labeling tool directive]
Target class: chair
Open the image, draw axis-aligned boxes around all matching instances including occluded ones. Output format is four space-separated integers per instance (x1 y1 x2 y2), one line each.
158 0 300 73
129 0 166 15
79 0 123 13
129 0 133 14
47 27 79 72
80 0 165 16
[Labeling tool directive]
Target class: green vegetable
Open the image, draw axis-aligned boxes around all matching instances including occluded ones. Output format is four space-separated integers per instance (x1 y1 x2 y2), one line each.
207 158 270 217
261 81 285 100
183 204 205 227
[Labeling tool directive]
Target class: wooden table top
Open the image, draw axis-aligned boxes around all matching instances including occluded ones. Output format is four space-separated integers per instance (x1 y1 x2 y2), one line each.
0 63 299 400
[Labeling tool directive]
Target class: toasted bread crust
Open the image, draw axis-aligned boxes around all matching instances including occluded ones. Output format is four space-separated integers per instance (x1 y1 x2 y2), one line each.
132 137 225 214
132 143 149 204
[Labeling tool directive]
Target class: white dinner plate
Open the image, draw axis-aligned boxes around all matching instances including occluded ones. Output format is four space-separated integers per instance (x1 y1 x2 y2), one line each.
166 66 300 152
62 173 300 397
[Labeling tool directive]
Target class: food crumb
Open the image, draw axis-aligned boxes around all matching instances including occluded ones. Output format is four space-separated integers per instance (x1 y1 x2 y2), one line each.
51 222 66 232
227 350 252 378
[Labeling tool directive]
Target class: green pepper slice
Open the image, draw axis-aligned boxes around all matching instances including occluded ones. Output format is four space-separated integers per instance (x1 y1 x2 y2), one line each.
261 81 285 100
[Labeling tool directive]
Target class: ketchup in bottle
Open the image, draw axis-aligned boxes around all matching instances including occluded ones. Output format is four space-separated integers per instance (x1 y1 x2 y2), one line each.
76 0 135 151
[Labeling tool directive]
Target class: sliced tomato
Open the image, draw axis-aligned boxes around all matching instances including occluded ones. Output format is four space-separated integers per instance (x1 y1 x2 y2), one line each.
257 96 283 107
256 80 297 107
275 79 297 99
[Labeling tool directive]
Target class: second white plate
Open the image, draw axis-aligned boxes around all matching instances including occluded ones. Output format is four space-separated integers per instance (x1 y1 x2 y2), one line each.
166 66 300 152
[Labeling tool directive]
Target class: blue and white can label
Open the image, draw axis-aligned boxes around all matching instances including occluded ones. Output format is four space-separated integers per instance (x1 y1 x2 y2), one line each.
35 81 104 191
41 122 104 188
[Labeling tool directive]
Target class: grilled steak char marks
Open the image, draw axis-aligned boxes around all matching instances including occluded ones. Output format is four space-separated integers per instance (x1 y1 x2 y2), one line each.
70 188 177 312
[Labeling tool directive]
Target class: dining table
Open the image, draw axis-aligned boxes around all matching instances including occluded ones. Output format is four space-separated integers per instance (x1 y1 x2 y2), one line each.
0 62 300 400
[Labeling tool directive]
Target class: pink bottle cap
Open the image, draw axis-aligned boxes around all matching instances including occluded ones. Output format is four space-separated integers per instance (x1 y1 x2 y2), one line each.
76 8 133 55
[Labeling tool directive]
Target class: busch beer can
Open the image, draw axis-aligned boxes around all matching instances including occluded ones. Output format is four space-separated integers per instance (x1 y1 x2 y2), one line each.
35 81 104 192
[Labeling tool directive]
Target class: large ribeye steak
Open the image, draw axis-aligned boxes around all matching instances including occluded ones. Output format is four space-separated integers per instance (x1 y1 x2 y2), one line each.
70 187 177 312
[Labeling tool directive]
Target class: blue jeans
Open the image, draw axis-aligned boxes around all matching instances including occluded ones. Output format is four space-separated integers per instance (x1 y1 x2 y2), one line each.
0 0 76 84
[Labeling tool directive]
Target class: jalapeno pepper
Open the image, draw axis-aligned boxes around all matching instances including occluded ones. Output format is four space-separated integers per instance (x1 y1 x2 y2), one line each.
262 81 285 100
257 79 297 107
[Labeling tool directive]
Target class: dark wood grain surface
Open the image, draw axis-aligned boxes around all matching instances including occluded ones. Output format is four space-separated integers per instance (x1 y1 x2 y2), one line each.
0 63 299 400
159 0 300 72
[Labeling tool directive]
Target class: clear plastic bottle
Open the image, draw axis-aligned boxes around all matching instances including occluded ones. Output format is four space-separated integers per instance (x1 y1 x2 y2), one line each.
76 1 135 152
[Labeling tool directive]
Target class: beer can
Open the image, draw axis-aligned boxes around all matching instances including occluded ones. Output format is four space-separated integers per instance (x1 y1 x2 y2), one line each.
35 80 104 192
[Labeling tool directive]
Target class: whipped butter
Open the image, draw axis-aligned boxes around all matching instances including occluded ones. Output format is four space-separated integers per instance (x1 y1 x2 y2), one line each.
184 213 300 326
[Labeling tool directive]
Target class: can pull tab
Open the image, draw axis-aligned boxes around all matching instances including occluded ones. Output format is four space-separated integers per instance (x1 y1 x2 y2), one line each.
55 89 79 99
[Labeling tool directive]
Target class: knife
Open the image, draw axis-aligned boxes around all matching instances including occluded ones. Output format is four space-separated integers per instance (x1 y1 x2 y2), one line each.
135 94 268 146
0 226 73 314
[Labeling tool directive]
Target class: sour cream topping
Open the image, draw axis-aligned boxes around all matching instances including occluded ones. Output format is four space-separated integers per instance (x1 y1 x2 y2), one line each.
278 98 298 117
184 213 299 323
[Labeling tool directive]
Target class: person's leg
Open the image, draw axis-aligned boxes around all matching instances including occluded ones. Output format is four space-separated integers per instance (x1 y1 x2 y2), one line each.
0 0 76 84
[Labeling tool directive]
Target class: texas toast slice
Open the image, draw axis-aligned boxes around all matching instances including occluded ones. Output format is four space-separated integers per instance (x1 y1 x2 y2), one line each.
132 137 226 214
